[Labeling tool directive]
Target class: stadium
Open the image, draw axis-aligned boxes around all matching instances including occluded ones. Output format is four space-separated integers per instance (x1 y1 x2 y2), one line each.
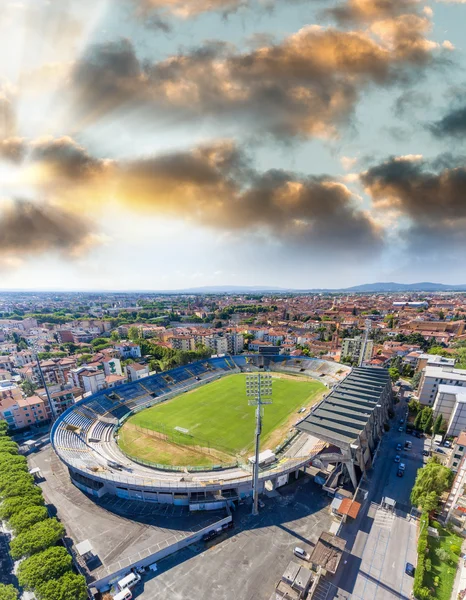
50 355 391 509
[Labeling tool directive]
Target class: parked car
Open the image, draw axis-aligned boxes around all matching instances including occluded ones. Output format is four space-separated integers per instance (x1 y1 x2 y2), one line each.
444 440 452 448
405 441 412 450
415 431 422 439
405 563 415 577
423 450 430 456
399 463 406 471
397 469 404 477
394 455 400 463
398 426 403 432
294 547 311 561
396 443 402 451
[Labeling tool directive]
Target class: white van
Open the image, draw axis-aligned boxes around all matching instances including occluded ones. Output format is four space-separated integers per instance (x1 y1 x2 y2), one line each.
117 572 141 592
113 590 132 600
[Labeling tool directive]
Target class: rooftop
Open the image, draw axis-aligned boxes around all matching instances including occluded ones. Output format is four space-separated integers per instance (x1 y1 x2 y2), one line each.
309 532 346 575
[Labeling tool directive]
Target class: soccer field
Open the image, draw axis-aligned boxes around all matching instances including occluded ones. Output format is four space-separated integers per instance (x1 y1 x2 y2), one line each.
119 373 325 465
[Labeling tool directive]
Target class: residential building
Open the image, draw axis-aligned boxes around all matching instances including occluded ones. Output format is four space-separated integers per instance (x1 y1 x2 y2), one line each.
225 332 244 354
418 366 466 406
341 336 374 364
416 353 456 372
444 454 466 531
170 335 195 351
69 366 106 395
432 386 466 437
102 357 123 377
0 382 51 429
448 431 466 472
126 362 149 382
105 374 127 388
204 335 228 355
36 385 82 417
113 342 142 359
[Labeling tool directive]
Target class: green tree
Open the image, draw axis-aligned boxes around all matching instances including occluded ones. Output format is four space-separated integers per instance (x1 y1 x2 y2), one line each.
36 572 87 600
9 505 49 535
412 371 422 389
423 410 433 434
0 470 34 491
0 584 19 600
414 410 423 430
0 440 19 455
0 492 44 520
10 518 65 559
408 399 421 413
420 406 433 431
110 330 120 342
0 420 8 436
0 454 28 473
411 458 452 511
21 380 37 397
388 367 400 382
127 326 140 342
17 546 73 590
432 414 443 436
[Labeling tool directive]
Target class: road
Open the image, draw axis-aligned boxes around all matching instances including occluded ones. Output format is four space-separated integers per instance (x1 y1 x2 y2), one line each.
324 392 426 600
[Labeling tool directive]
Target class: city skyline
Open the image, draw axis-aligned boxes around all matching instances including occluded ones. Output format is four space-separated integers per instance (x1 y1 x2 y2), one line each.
1 0 466 290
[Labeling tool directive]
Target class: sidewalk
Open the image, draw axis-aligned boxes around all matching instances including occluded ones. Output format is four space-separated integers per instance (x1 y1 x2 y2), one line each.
451 539 466 600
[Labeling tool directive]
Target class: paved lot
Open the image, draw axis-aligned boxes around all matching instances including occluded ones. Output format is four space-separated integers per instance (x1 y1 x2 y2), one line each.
28 447 227 583
327 397 425 600
133 477 333 600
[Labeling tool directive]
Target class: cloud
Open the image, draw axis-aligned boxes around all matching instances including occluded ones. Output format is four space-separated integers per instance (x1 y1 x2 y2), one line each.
0 137 25 163
68 16 444 140
132 0 247 18
0 93 16 140
429 105 466 138
361 154 466 252
325 0 421 25
0 199 100 262
392 89 431 117
9 137 383 257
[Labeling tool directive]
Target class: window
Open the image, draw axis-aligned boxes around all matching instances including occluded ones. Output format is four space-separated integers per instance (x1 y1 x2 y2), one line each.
459 446 464 452
453 462 458 467
455 454 462 459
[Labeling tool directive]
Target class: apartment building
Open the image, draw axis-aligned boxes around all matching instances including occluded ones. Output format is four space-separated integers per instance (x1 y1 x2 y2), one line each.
418 366 466 406
68 366 106 395
432 385 466 437
127 362 149 382
0 381 51 429
341 336 374 364
170 335 195 351
447 432 466 472
113 342 142 359
416 353 456 373
226 332 244 354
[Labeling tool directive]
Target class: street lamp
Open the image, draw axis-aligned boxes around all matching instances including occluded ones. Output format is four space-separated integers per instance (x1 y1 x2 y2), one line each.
246 373 273 516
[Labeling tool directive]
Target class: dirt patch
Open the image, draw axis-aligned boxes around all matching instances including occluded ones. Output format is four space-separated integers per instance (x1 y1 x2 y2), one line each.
261 386 326 451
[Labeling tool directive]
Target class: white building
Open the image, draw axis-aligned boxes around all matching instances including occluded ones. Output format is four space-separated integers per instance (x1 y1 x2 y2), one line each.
113 343 141 359
226 333 244 354
433 385 466 437
102 357 122 377
126 362 149 382
341 337 374 364
418 366 466 406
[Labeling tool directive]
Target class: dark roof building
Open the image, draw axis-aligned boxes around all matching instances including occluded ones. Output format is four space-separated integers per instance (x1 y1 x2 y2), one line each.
297 367 392 488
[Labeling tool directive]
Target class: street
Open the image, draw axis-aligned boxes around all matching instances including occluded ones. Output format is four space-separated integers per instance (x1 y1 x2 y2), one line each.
326 394 425 600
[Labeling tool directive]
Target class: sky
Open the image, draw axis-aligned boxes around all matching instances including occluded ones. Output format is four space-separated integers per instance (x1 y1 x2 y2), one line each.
0 0 466 290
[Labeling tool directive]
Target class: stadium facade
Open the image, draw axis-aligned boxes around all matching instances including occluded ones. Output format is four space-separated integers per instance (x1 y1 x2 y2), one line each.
51 356 391 509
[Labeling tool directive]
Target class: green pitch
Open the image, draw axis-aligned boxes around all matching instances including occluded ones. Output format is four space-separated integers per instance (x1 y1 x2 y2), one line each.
121 373 325 457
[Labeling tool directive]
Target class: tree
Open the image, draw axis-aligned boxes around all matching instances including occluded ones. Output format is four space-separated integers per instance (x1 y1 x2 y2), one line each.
0 471 34 491
21 380 37 397
0 440 19 455
432 414 443 436
110 330 120 342
414 410 423 430
17 546 73 590
412 371 422 389
0 420 9 436
0 584 19 600
423 410 433 434
420 407 433 431
127 326 140 342
388 367 400 382
0 492 44 520
10 518 65 559
408 398 421 414
435 548 449 562
36 572 87 600
1 481 43 501
0 454 28 473
411 458 452 511
9 505 49 535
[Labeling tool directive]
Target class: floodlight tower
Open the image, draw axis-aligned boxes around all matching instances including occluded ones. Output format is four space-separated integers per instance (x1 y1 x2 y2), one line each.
246 373 273 516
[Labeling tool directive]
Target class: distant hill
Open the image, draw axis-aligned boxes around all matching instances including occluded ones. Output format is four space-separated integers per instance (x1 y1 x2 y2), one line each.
344 282 466 293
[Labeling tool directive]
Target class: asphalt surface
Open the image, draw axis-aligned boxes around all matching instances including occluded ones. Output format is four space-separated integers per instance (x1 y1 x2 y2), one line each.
325 393 426 600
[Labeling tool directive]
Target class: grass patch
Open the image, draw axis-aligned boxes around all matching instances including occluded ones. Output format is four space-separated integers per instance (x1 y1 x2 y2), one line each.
119 373 325 464
424 526 461 600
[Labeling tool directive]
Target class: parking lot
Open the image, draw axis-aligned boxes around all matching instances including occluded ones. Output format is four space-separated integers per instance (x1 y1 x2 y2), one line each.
327 397 425 600
128 478 334 600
